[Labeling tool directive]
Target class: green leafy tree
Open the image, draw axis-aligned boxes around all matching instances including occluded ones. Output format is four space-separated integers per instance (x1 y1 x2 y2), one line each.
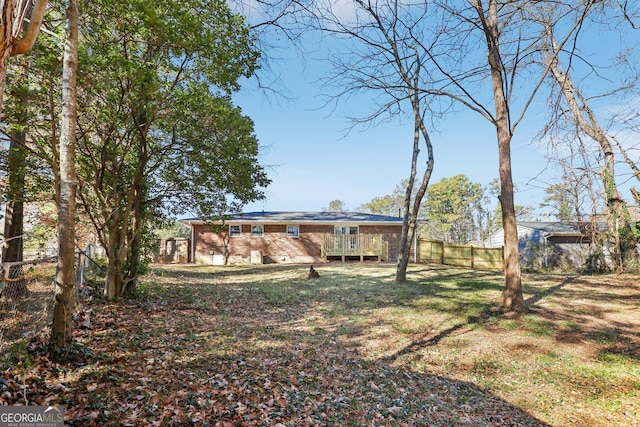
541 183 575 222
155 221 191 239
358 179 414 217
422 174 483 244
72 0 268 299
358 195 400 216
323 200 347 212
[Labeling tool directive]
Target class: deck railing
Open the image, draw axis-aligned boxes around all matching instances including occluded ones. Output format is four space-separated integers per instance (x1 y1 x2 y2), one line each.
321 234 389 261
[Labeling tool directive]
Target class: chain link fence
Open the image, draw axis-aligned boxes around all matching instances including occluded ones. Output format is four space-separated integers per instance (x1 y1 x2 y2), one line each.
0 246 104 353
0 258 57 352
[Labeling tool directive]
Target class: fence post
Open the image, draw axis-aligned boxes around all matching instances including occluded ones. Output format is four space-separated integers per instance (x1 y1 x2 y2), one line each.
471 246 474 269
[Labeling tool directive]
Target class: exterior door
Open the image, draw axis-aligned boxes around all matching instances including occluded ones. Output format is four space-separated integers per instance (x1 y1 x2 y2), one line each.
335 226 359 249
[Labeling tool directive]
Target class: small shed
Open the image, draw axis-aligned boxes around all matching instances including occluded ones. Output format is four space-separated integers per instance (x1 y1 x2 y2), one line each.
155 238 191 264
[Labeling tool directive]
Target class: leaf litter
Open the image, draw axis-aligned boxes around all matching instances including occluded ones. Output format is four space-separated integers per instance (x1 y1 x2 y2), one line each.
1 263 638 426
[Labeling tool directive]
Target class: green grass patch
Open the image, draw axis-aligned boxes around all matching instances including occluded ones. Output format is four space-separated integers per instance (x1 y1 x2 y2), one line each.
522 314 555 336
587 328 620 344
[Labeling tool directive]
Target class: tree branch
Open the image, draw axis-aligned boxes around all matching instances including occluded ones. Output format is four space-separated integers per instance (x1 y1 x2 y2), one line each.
11 0 48 56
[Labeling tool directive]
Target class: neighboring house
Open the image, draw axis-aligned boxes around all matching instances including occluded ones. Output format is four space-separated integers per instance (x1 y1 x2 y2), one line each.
180 211 410 265
483 222 598 268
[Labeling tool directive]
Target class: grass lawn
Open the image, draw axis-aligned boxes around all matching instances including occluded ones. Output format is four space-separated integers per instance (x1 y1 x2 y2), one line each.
1 262 639 426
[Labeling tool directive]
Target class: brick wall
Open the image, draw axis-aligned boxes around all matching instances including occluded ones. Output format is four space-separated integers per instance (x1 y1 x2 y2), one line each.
193 223 409 264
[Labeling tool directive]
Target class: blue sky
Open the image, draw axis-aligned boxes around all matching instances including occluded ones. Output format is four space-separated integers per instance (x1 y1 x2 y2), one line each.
224 0 640 220
234 42 553 214
230 1 640 217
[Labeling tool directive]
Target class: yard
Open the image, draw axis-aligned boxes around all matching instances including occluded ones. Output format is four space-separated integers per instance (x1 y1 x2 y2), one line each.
2 263 639 426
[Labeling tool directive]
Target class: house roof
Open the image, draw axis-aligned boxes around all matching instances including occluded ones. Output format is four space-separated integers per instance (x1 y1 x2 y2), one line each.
517 221 597 236
181 211 405 226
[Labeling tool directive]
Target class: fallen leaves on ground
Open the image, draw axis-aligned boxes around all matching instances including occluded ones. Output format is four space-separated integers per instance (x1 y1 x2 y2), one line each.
0 275 547 426
2 264 638 426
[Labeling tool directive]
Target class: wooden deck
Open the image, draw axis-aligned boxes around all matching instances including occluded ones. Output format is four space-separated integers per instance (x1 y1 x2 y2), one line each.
321 234 389 262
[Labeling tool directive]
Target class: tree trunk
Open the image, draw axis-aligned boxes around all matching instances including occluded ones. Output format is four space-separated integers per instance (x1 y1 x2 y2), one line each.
2 127 27 296
49 0 78 356
394 49 435 283
497 129 526 311
395 117 422 283
124 183 145 296
105 259 124 299
2 60 28 296
105 220 128 299
474 0 526 312
0 0 17 111
0 0 47 111
3 85 26 266
124 105 151 296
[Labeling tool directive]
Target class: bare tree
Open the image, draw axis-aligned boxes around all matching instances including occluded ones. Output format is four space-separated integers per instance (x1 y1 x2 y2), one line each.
399 0 598 311
49 0 78 356
541 131 602 223
313 0 437 282
312 1 599 308
538 2 639 270
466 0 528 310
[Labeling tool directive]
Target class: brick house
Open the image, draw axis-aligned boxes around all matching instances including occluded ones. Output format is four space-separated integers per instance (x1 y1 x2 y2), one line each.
181 211 412 264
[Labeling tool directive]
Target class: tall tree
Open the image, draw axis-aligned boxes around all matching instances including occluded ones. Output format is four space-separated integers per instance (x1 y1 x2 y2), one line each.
423 174 483 243
314 0 437 282
1 5 66 262
49 0 78 355
0 0 47 294
467 0 527 311
74 0 267 299
0 60 28 295
404 0 596 311
539 2 637 270
1 60 27 252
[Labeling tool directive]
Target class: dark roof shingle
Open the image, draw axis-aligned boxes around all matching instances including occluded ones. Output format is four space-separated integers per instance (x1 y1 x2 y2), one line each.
182 211 404 224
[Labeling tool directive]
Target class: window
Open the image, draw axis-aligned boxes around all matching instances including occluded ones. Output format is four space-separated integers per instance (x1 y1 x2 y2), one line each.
229 225 241 237
251 225 264 237
334 226 358 235
335 226 358 249
286 225 299 238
